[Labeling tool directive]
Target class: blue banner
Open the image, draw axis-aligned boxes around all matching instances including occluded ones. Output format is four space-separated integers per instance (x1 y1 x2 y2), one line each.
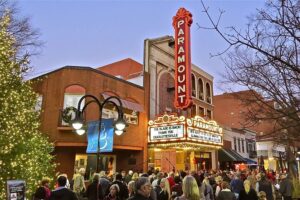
86 119 114 153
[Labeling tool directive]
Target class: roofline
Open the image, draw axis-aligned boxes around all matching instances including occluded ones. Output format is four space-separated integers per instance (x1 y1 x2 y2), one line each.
145 35 214 80
30 66 144 90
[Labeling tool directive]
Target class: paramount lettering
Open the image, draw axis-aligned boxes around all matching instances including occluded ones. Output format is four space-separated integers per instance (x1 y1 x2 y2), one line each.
173 8 193 109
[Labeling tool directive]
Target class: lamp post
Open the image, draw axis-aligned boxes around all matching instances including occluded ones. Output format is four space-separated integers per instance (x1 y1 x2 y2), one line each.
71 94 126 173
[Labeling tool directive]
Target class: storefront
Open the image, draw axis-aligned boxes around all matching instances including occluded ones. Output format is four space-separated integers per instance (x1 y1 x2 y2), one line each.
148 114 223 172
257 142 286 171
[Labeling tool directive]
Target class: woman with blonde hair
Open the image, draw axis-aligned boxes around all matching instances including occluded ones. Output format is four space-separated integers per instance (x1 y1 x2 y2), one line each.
214 176 223 198
175 175 200 200
239 179 258 200
131 172 139 181
157 178 171 200
104 184 121 200
127 180 135 197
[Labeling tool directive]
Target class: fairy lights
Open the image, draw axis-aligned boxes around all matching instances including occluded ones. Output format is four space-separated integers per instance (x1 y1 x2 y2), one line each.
0 14 55 199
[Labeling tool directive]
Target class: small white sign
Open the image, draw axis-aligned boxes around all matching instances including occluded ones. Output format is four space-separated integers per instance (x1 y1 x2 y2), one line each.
150 125 184 141
187 127 222 144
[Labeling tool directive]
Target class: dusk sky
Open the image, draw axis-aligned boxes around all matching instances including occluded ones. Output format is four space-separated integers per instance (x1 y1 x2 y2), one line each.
18 0 265 94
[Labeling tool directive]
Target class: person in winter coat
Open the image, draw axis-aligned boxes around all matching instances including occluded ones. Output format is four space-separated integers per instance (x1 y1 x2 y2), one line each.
86 173 104 200
202 177 214 200
279 174 293 200
214 176 222 198
216 181 236 200
109 173 129 200
33 178 51 200
239 180 258 200
257 173 274 200
128 181 135 198
171 176 183 199
50 176 78 200
73 168 86 197
157 178 171 200
104 184 121 200
128 177 152 200
230 173 243 200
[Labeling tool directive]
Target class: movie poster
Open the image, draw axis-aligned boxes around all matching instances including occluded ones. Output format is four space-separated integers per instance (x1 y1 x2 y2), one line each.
7 180 25 200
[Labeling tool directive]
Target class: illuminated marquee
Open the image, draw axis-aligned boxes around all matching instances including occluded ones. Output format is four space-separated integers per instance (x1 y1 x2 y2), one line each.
187 116 223 145
148 114 223 146
173 8 193 109
149 125 184 141
148 114 186 142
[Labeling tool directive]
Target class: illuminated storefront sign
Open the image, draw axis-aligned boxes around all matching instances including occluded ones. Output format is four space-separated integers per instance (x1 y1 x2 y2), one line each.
173 8 193 109
149 125 184 141
148 114 223 146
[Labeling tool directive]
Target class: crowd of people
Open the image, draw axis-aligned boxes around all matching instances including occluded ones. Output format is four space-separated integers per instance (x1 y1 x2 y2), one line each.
33 168 295 200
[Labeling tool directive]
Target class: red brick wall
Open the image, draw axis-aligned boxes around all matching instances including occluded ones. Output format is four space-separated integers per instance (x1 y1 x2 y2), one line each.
32 67 149 173
213 92 275 136
158 72 175 113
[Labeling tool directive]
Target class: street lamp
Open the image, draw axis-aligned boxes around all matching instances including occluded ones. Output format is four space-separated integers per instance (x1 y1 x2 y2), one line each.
71 94 127 173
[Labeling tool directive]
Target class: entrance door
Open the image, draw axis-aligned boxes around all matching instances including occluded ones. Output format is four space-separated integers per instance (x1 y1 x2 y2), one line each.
161 151 176 172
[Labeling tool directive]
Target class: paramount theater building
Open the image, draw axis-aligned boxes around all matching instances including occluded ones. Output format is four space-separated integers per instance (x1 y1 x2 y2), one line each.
144 8 223 172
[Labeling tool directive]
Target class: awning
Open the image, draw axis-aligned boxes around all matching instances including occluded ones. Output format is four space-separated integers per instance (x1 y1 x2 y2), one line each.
244 158 257 164
102 94 144 112
218 148 246 162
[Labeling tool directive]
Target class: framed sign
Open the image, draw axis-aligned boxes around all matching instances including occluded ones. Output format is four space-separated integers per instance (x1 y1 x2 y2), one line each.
7 180 25 200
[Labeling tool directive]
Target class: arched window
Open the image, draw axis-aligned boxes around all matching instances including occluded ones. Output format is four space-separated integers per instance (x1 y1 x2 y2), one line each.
198 78 204 100
62 85 86 125
206 83 211 103
191 74 196 97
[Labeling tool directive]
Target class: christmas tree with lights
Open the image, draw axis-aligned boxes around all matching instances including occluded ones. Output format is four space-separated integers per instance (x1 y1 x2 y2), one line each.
0 13 55 199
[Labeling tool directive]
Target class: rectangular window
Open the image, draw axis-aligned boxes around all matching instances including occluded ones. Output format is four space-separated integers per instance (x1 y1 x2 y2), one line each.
191 105 196 117
207 110 212 119
246 140 249 153
198 107 205 117
238 138 241 152
233 137 237 151
241 139 245 153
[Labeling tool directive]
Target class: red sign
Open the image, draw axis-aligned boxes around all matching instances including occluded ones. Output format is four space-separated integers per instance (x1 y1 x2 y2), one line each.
173 8 193 109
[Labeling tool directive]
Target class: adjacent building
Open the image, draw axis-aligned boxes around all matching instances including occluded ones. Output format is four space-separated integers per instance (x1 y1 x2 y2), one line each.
31 61 148 178
214 91 286 171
